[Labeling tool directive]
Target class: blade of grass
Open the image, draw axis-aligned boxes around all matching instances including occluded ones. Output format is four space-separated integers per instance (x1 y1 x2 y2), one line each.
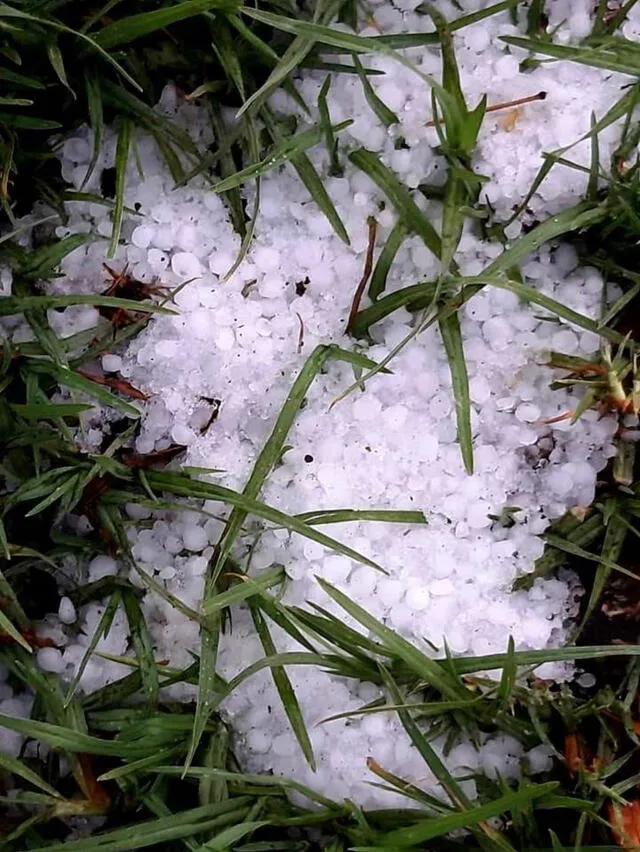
355 783 558 849
82 71 104 189
236 0 341 117
202 566 285 615
121 589 159 705
295 508 426 525
369 220 407 301
0 752 62 798
210 119 352 194
439 311 472 473
261 107 350 244
94 0 240 50
108 118 132 258
316 578 469 699
349 148 441 260
250 602 316 770
352 54 398 127
574 513 628 638
65 591 121 706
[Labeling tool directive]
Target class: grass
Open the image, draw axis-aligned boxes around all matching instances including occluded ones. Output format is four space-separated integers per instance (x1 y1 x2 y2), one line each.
3 0 640 850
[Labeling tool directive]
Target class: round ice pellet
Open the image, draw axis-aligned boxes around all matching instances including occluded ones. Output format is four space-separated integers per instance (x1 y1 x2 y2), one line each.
102 354 122 373
171 252 201 279
132 225 155 249
182 525 208 552
58 597 76 625
89 555 118 580
37 647 64 673
515 403 540 423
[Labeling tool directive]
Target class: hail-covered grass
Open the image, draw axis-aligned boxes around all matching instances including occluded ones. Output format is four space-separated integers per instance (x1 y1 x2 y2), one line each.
2 1 640 850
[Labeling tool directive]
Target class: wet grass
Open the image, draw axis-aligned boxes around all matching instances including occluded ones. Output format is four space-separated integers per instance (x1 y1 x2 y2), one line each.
2 0 640 850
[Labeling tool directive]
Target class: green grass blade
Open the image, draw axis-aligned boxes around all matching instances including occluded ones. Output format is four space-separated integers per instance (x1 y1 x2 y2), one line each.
9 402 93 419
27 802 253 852
349 148 441 259
574 513 628 638
295 508 426 525
202 566 285 615
82 71 104 189
121 589 159 705
449 644 640 674
316 578 468 699
262 108 349 244
0 293 173 316
356 783 558 848
241 8 434 86
250 602 316 770
439 311 473 474
352 281 438 338
108 118 132 258
94 0 239 50
108 475 385 571
352 54 398 127
369 220 407 301
317 75 342 176
211 119 352 194
201 820 268 850
65 591 121 707
0 751 62 798
0 608 32 651
502 35 640 76
30 363 141 418
206 344 384 583
380 667 472 808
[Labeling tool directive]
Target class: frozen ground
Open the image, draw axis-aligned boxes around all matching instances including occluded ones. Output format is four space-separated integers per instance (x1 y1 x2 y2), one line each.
1 0 636 807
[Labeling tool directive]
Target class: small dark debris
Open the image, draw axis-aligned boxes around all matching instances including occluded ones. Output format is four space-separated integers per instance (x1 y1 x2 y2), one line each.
304 454 313 463
295 277 309 297
100 167 117 199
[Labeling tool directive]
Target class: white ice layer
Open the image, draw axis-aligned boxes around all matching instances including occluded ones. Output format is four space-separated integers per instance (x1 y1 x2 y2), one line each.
2 0 635 806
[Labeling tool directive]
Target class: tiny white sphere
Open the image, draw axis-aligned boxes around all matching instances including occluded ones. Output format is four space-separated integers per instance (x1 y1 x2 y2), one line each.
37 647 64 674
101 354 122 373
182 525 208 552
58 597 76 625
132 225 155 249
88 555 118 581
171 252 201 279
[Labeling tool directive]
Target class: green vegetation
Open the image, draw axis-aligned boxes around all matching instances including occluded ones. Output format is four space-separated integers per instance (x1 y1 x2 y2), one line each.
2 1 640 850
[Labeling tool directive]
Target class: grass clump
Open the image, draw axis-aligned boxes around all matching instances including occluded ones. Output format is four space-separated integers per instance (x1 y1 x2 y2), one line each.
3 1 640 851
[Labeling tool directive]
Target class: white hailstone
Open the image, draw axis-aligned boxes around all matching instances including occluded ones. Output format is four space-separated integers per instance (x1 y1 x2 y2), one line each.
171 252 201 279
58 597 76 625
102 354 122 373
88 555 118 581
430 578 455 596
405 585 430 611
132 225 155 249
182 525 208 552
62 137 90 163
259 275 282 299
464 24 491 52
214 326 235 351
171 423 194 445
353 394 382 422
577 671 597 688
37 647 64 674
515 403 541 423
253 245 281 272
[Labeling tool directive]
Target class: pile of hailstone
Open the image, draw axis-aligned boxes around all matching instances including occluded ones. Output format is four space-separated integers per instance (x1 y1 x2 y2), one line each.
1 0 634 807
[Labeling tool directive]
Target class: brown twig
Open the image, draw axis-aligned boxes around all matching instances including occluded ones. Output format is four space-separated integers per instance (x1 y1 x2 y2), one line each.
295 312 304 354
76 368 149 401
346 216 377 335
425 91 547 128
